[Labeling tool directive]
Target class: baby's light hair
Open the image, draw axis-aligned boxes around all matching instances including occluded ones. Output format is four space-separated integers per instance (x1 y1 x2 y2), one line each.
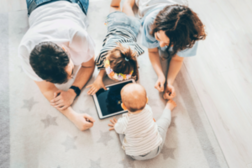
121 83 147 112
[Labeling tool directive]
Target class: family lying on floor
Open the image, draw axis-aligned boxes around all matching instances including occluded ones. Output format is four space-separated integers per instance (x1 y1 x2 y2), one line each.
18 0 206 160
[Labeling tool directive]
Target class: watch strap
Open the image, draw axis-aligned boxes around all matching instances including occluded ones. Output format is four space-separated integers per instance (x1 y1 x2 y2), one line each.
70 86 81 98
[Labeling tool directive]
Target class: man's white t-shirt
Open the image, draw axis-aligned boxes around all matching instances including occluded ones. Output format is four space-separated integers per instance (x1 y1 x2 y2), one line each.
18 1 95 81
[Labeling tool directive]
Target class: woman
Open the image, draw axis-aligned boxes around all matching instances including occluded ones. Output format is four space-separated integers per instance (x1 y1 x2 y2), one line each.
136 0 206 99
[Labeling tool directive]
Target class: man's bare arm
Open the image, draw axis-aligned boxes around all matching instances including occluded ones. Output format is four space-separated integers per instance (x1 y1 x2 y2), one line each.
72 56 95 90
35 80 95 131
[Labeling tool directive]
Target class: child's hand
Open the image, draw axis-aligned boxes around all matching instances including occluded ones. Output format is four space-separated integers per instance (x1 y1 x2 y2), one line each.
163 83 176 99
87 79 107 95
108 118 117 131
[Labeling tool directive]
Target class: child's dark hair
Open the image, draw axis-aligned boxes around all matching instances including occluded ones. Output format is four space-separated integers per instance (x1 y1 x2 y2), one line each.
107 43 139 81
151 5 206 58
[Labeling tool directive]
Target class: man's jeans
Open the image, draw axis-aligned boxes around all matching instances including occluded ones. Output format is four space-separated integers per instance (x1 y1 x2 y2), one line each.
26 0 89 15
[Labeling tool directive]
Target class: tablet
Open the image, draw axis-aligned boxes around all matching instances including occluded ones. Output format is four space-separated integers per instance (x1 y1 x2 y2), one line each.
92 79 134 119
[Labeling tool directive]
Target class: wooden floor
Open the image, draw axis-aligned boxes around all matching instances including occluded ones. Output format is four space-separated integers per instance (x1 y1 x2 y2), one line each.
1 0 252 167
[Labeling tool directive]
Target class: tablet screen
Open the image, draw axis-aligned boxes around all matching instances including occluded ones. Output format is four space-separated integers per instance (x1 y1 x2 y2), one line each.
95 80 133 117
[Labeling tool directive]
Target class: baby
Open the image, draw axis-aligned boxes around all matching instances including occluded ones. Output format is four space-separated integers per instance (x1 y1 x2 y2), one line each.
108 83 176 160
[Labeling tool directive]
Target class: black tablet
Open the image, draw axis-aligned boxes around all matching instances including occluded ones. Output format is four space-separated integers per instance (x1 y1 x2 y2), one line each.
92 79 134 119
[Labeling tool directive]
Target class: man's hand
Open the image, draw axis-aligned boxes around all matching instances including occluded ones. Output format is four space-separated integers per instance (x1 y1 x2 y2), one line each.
163 83 176 99
72 113 95 131
108 118 117 131
155 75 166 92
50 89 76 110
87 78 107 95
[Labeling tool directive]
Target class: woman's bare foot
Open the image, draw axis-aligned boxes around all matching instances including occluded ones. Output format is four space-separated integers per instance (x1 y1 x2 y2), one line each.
165 99 177 111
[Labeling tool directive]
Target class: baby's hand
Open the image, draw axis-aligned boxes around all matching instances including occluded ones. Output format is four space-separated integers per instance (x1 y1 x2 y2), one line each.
165 99 177 111
87 79 107 95
108 118 117 131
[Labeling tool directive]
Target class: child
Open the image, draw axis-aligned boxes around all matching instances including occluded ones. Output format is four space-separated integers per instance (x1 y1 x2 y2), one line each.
108 83 176 160
87 0 144 95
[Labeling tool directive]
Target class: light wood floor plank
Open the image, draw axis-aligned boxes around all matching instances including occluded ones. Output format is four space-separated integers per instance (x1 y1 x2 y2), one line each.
187 0 252 167
8 0 27 12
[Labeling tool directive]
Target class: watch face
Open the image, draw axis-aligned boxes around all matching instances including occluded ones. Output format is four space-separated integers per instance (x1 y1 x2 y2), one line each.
71 86 81 97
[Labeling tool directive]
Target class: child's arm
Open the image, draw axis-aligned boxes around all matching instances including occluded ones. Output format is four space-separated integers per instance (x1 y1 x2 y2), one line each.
108 117 127 134
87 69 107 95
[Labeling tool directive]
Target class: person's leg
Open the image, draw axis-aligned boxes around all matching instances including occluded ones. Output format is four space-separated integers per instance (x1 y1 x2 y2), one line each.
78 0 89 15
122 0 135 17
156 99 176 149
110 0 121 13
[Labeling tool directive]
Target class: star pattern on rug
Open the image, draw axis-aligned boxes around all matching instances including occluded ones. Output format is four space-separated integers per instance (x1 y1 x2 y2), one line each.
41 115 58 128
161 145 176 160
169 116 177 128
89 158 101 168
22 97 38 111
119 156 135 168
61 136 77 152
97 131 113 146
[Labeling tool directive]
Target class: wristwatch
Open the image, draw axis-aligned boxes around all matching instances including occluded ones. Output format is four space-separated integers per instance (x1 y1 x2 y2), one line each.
70 86 81 98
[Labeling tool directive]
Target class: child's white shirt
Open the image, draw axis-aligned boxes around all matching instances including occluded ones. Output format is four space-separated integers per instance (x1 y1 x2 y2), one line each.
114 105 163 156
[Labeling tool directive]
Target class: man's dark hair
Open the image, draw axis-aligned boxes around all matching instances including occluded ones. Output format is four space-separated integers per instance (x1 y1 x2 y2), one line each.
151 5 206 59
29 42 69 84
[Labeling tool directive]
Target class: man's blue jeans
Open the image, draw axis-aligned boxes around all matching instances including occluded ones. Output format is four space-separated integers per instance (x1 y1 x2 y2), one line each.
26 0 89 15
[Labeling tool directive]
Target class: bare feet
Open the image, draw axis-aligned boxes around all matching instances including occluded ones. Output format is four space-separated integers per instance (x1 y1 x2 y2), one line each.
165 99 177 111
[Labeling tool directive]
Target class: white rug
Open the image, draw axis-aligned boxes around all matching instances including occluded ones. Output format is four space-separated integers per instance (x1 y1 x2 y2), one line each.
4 0 229 167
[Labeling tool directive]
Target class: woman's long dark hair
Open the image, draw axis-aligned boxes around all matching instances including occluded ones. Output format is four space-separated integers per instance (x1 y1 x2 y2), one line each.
151 5 206 59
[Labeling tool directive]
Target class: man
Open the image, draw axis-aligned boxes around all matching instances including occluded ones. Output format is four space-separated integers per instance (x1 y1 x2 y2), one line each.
18 0 95 131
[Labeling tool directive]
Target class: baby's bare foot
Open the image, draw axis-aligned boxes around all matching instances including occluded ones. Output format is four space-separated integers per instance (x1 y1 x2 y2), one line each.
165 99 177 111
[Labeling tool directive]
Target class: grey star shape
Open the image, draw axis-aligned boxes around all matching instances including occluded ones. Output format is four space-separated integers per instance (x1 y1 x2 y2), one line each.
89 158 101 168
80 108 93 116
57 166 61 168
119 156 135 168
61 136 77 152
22 97 38 111
161 145 176 160
97 131 113 146
41 115 58 128
169 116 176 128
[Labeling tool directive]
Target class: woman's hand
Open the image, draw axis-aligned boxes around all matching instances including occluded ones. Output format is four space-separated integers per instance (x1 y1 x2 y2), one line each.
155 75 166 92
163 83 176 99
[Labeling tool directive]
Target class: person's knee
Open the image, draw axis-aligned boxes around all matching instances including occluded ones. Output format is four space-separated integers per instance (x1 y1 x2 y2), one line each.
124 0 135 8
